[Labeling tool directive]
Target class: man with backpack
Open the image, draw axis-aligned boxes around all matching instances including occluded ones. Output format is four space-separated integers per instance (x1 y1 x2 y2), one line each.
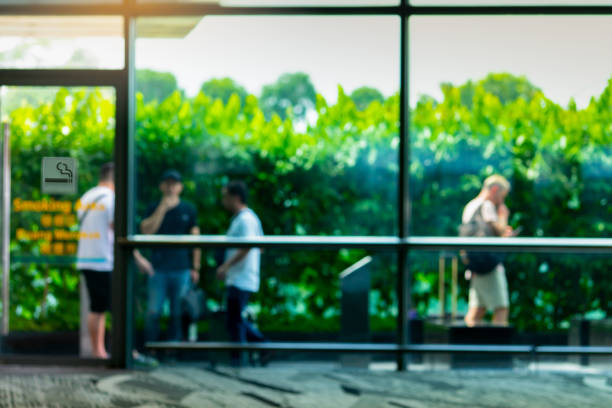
460 175 514 327
76 162 115 358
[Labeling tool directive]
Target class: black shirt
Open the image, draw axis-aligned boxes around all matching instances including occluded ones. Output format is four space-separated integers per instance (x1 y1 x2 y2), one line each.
143 200 197 271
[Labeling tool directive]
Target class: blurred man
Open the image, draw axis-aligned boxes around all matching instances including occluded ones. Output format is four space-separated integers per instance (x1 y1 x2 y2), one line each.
461 175 514 327
140 170 200 342
77 162 115 359
216 181 265 365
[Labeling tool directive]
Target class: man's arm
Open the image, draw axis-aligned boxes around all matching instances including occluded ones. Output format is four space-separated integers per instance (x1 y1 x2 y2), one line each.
216 215 255 280
140 202 167 234
223 249 250 269
216 249 250 280
191 225 201 283
488 204 512 237
133 249 154 276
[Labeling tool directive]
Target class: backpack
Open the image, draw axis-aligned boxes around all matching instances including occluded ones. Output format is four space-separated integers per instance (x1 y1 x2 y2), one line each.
458 202 504 275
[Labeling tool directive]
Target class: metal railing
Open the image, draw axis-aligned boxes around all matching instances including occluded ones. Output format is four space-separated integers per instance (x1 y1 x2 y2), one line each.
119 235 612 253
146 342 612 356
122 234 612 366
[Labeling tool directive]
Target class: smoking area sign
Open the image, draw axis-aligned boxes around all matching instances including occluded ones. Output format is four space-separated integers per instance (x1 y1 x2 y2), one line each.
42 157 77 195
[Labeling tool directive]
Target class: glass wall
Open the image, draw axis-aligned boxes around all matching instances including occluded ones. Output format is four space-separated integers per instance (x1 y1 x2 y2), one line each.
134 15 400 237
1 86 116 356
409 15 612 238
1 0 610 368
131 248 397 364
410 249 611 368
411 250 611 331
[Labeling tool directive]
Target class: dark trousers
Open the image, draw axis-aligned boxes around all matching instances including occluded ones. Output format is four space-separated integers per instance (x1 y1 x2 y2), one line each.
145 269 191 342
226 285 265 363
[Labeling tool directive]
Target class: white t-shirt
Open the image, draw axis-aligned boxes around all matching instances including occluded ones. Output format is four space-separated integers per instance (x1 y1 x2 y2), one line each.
462 196 498 224
225 208 263 293
76 186 114 272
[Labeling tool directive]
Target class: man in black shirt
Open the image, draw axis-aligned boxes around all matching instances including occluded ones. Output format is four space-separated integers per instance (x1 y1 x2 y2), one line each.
139 170 201 342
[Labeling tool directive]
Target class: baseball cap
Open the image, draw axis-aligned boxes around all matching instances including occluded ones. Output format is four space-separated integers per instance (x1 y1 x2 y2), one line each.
160 169 182 182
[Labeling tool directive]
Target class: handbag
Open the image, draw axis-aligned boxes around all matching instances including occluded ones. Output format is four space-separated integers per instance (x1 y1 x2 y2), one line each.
181 284 208 323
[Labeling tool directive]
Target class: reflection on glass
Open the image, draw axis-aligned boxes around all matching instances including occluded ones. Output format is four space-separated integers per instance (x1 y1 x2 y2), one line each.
409 16 612 238
0 16 124 69
135 16 400 236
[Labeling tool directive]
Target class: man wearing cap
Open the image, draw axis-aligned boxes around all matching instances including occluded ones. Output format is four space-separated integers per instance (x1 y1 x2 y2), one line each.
140 169 201 342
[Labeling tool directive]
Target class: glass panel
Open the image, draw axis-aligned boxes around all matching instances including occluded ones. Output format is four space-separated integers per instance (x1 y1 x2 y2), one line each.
131 247 397 366
135 16 400 236
411 0 612 5
0 16 124 69
1 86 115 358
410 249 611 369
409 15 612 237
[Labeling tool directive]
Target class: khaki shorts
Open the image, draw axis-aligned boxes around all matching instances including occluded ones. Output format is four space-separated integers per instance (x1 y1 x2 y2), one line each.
468 264 509 310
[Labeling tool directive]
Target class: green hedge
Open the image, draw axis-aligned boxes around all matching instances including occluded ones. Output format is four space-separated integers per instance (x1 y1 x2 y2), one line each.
7 75 611 333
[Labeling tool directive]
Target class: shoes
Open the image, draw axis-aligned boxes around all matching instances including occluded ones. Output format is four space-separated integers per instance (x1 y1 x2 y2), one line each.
257 350 273 367
133 351 159 368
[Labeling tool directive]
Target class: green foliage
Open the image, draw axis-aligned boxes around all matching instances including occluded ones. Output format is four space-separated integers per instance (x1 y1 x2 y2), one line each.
456 73 541 109
200 77 248 107
350 86 385 111
8 88 115 331
260 72 317 120
136 69 181 103
7 72 611 335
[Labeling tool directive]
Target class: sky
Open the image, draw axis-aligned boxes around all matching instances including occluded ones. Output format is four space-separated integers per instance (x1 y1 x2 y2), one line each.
135 15 612 108
2 15 612 108
135 16 401 103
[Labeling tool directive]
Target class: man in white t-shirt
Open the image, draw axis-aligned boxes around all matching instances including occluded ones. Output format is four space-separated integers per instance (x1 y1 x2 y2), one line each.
76 163 115 359
216 181 265 365
462 175 514 327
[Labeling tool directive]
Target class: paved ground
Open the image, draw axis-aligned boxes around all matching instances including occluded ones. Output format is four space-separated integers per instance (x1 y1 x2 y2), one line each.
0 363 611 407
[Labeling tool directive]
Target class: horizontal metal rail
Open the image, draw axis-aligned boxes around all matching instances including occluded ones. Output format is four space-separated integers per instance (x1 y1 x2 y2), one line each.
0 69 124 87
119 235 400 250
119 235 612 254
2 3 612 16
407 236 612 254
146 341 612 356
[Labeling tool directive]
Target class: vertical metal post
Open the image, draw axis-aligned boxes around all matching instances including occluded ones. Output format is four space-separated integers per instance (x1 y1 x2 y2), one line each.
110 13 135 369
1 122 10 336
396 0 411 372
451 256 458 322
438 255 445 320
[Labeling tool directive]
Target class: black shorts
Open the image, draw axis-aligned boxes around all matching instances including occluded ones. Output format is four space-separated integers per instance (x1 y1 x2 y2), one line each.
80 269 112 313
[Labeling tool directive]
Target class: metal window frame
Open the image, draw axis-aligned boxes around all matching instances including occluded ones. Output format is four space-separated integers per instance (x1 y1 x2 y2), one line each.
0 0 611 370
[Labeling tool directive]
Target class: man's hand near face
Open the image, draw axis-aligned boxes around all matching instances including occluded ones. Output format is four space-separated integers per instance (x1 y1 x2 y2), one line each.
160 194 179 210
497 203 509 221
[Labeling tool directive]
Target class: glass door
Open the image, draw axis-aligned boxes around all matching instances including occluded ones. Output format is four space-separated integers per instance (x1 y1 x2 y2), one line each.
0 85 116 359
